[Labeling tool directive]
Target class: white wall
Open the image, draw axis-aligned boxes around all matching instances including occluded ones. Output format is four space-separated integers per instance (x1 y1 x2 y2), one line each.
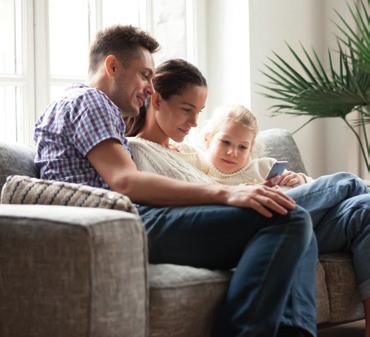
205 0 250 124
205 0 363 178
249 0 327 177
321 0 364 176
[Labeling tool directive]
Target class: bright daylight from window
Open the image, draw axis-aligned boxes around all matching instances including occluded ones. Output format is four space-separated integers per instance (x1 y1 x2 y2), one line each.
0 0 192 144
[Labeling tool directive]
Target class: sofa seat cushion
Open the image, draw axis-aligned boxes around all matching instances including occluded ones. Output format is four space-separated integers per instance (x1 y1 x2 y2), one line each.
1 175 137 215
149 264 231 337
316 261 330 324
320 254 364 323
149 262 331 337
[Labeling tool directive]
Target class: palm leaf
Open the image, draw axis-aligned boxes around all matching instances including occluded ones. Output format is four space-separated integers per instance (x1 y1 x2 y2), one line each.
285 43 321 85
335 1 370 73
262 46 370 118
259 0 370 170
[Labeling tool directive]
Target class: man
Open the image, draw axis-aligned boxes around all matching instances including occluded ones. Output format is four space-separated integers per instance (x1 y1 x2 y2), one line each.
34 25 317 337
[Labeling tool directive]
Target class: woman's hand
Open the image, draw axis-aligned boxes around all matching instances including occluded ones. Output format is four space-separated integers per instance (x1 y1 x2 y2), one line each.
278 171 305 187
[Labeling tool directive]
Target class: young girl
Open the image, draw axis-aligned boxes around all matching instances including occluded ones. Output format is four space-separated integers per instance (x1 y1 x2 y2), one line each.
177 104 313 189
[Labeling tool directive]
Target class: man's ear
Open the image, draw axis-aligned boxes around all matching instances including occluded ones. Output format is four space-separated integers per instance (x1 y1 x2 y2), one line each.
151 92 161 110
104 55 119 77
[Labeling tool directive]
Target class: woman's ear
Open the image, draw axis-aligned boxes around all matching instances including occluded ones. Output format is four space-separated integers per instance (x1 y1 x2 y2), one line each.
151 92 161 110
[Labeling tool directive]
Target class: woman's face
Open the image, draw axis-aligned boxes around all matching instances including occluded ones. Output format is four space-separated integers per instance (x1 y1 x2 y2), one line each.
155 85 207 142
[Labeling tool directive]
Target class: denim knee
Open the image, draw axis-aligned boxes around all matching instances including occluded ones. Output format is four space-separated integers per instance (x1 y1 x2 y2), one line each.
284 205 314 253
331 172 368 195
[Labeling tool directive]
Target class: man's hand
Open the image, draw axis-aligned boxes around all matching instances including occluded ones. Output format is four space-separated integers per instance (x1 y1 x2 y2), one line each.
224 184 296 218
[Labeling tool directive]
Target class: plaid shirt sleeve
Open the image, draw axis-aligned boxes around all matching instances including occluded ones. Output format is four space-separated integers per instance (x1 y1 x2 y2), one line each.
71 90 127 157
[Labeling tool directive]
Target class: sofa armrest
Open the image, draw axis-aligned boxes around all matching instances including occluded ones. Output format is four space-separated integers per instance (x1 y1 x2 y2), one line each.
0 205 148 337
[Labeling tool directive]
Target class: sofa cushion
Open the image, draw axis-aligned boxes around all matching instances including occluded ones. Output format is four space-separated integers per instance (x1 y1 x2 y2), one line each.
256 128 307 174
149 264 231 337
1 175 138 215
320 253 364 323
0 142 38 191
148 262 330 337
316 261 330 324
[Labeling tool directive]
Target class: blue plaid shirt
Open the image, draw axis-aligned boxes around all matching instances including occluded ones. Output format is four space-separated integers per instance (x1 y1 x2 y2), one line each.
34 83 129 189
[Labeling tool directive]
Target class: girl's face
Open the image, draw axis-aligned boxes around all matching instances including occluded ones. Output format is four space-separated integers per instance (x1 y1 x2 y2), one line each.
205 119 255 174
155 85 207 143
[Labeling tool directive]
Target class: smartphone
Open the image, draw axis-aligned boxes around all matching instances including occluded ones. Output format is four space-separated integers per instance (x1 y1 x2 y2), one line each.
265 161 289 180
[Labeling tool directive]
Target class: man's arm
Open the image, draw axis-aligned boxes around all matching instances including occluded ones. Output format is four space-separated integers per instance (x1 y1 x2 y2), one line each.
87 139 296 217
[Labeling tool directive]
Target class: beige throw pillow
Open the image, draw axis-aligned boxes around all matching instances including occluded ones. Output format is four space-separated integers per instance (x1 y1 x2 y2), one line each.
0 175 138 215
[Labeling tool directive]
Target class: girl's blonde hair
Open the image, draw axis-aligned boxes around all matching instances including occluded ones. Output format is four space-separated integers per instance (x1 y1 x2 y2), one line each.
203 105 261 158
204 104 259 138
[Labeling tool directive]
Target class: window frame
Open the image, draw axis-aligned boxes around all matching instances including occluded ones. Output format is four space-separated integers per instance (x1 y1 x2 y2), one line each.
0 0 204 145
0 0 35 144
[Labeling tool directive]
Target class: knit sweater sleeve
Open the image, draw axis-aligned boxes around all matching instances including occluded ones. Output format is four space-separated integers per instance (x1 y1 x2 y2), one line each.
173 143 211 174
297 173 314 183
127 137 215 184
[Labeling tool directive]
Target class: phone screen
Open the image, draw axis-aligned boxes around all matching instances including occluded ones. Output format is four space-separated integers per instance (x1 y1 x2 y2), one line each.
265 161 288 180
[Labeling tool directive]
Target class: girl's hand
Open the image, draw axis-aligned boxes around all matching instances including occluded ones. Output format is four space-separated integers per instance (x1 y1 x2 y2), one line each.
263 175 283 187
278 170 305 187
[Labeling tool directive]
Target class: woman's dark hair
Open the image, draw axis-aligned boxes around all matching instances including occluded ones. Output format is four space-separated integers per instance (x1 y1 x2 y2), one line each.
125 59 207 136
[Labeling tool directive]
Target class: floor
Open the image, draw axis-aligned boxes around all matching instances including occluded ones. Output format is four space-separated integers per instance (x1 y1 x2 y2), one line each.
318 320 365 337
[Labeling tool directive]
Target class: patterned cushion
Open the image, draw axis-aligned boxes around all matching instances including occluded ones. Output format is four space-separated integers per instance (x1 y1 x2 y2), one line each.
0 175 138 215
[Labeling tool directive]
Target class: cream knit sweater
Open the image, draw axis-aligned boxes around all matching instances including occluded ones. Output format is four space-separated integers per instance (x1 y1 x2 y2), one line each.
173 143 278 185
127 137 214 184
128 137 312 187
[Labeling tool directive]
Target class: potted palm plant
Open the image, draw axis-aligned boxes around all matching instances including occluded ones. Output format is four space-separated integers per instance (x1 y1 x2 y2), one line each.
260 0 370 171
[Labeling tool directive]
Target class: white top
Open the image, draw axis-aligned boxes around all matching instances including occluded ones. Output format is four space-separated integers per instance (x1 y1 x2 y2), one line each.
173 143 277 185
128 137 313 189
127 137 214 184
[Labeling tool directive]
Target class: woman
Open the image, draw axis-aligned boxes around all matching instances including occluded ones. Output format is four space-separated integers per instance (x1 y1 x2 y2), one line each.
126 59 370 337
126 59 319 337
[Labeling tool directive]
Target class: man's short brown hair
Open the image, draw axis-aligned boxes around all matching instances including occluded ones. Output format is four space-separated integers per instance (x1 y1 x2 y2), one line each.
88 25 159 75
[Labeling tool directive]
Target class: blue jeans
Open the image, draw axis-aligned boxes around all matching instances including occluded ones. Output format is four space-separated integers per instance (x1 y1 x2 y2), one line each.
138 204 317 337
287 172 370 299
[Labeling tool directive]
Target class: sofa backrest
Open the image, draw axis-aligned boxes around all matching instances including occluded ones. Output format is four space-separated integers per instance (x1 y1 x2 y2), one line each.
0 128 307 192
256 128 307 175
0 142 38 191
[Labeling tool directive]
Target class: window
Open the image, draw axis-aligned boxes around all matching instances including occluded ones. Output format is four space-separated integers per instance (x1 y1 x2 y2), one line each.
0 0 199 144
0 0 33 144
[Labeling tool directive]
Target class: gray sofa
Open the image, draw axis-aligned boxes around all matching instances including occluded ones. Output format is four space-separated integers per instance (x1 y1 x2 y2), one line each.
0 129 365 337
